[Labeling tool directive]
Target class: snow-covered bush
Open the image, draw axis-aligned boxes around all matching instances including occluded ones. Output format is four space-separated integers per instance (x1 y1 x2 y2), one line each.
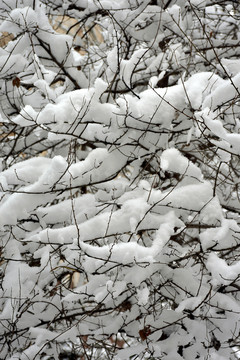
0 0 240 359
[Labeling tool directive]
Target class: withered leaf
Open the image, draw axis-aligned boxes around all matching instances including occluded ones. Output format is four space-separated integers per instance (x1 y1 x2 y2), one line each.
12 77 21 88
139 326 151 341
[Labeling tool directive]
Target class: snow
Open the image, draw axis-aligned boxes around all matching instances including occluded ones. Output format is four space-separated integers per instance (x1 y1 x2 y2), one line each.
0 157 68 227
138 83 185 127
107 46 119 73
120 49 147 87
137 287 149 305
117 344 156 359
151 181 222 223
29 327 58 346
161 148 202 182
12 105 38 126
207 252 240 287
196 108 240 154
1 1 240 359
203 72 240 111
1 157 51 185
184 72 224 110
221 58 240 76
0 53 28 74
0 7 38 34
